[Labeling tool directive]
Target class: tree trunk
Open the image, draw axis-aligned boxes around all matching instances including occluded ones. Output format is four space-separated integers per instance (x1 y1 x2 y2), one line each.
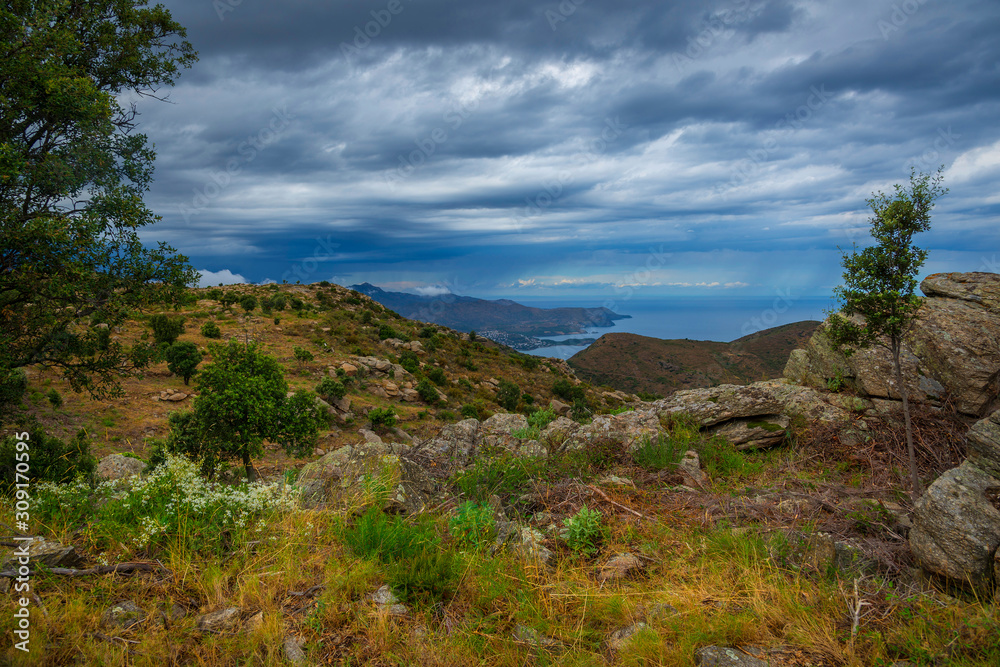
893 343 921 499
243 448 256 483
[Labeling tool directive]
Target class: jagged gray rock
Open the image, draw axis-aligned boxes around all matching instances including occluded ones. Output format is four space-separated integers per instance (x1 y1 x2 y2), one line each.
785 272 1000 417
910 459 1000 591
695 646 770 667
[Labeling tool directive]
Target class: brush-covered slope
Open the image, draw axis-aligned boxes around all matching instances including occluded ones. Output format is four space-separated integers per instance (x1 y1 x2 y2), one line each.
568 321 820 397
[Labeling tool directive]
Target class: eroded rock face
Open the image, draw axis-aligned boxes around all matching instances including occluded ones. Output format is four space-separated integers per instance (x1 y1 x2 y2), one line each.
910 459 1000 591
785 272 1000 417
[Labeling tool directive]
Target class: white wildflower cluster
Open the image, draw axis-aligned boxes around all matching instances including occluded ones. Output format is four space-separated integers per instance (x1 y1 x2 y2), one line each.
113 454 299 549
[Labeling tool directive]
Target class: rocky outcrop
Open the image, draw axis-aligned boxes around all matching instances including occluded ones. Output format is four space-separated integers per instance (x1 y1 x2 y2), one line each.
96 454 145 481
911 409 1000 590
297 440 437 513
785 272 1000 417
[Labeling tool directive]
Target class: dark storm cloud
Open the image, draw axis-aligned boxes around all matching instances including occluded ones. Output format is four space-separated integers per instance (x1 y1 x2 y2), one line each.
144 0 1000 295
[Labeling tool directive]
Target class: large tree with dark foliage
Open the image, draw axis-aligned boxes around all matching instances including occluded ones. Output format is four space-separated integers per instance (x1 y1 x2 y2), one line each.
0 1 198 420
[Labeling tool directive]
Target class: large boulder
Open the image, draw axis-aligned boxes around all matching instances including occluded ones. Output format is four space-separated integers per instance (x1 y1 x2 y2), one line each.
296 441 436 513
96 454 145 482
785 272 1000 417
427 418 480 464
910 459 1000 591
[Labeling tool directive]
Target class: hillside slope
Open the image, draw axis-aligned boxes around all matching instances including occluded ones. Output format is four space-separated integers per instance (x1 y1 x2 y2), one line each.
568 321 820 396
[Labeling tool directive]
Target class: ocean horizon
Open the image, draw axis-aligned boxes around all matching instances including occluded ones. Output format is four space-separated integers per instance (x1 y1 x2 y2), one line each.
509 295 835 359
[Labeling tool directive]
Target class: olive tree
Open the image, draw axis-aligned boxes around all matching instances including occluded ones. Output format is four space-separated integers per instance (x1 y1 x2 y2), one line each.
827 169 947 498
171 341 323 481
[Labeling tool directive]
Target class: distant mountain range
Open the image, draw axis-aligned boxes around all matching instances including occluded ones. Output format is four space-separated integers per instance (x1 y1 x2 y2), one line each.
348 283 630 341
568 321 821 396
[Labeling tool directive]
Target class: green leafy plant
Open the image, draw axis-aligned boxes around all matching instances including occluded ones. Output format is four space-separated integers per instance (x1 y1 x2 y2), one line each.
449 501 497 550
378 324 399 340
552 378 585 402
561 505 603 556
165 341 323 481
164 341 202 385
200 321 222 339
427 367 447 386
341 507 438 563
826 169 947 498
826 367 845 392
293 346 314 366
389 546 461 609
416 378 439 404
0 428 96 495
451 449 545 502
46 388 63 410
632 432 686 470
496 379 521 412
399 350 420 374
315 377 346 401
150 314 186 347
368 407 397 431
239 294 258 314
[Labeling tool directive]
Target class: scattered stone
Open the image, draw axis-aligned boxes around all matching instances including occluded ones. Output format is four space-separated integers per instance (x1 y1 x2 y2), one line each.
512 526 554 565
642 602 680 620
96 454 145 482
513 625 563 649
597 474 635 488
678 450 708 487
597 553 644 583
549 399 572 416
359 428 384 444
164 392 188 402
340 363 358 376
695 646 770 667
101 600 146 629
368 585 409 616
197 607 243 633
283 636 307 664
606 622 648 651
246 611 264 633
0 538 81 571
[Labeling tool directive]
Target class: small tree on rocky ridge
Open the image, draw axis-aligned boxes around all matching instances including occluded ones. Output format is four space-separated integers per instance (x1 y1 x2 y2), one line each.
827 169 947 499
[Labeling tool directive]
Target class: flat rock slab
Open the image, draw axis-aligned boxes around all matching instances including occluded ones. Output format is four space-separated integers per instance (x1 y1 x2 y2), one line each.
695 646 770 667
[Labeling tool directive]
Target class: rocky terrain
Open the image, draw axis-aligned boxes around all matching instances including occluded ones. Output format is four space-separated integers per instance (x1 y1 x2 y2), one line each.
2 272 1000 666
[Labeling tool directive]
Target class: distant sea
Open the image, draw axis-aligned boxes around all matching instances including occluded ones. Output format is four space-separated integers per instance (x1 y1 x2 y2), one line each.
512 295 835 360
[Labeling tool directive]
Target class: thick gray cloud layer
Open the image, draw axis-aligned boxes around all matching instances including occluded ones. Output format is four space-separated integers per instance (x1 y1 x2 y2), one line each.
139 0 1000 295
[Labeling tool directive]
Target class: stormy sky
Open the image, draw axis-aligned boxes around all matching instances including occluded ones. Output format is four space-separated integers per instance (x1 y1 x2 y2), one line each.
138 0 1000 298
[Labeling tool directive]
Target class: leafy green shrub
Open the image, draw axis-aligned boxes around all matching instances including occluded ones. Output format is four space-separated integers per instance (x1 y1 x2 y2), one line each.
561 505 603 556
0 428 96 495
149 314 185 346
419 326 437 338
293 346 314 365
399 350 420 374
496 379 521 411
165 341 203 385
449 501 496 550
206 288 223 302
239 294 258 313
437 410 456 422
636 391 661 401
416 379 439 404
46 388 63 409
520 355 540 371
220 292 238 308
200 321 222 338
0 368 28 423
341 507 438 563
552 378 585 402
460 399 492 421
315 377 346 401
427 367 447 386
632 432 686 471
451 449 545 502
368 407 397 430
378 324 399 340
389 546 460 609
290 297 304 311
34 455 296 557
